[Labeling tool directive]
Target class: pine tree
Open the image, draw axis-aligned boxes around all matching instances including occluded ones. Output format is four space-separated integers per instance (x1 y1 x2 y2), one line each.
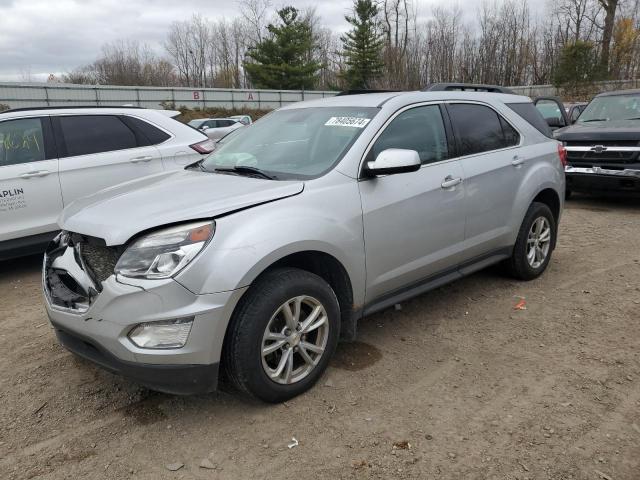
244 7 321 90
341 0 385 90
553 40 602 88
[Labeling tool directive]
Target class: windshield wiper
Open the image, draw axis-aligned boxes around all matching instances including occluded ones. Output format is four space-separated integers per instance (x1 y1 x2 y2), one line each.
185 159 208 171
214 166 275 180
580 118 609 122
623 117 640 121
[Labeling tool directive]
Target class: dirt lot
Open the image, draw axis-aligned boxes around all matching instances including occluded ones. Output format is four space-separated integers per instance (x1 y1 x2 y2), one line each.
1 196 639 480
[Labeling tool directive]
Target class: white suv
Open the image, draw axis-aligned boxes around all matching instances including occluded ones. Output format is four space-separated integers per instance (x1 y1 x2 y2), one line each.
0 107 215 260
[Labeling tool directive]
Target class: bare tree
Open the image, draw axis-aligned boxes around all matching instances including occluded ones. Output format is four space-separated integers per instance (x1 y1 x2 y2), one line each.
598 0 620 74
237 0 272 45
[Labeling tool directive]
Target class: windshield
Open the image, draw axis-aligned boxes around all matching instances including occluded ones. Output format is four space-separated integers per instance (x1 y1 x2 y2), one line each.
579 94 640 122
201 107 378 179
188 119 206 128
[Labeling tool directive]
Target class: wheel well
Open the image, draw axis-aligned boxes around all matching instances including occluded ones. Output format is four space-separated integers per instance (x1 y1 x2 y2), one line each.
532 188 561 249
266 251 356 340
533 188 560 224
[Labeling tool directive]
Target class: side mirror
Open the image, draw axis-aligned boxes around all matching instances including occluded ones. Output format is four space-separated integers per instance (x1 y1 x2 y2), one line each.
365 148 421 176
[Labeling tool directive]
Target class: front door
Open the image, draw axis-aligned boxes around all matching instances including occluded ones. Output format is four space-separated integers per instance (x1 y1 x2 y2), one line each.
0 116 62 241
359 104 467 304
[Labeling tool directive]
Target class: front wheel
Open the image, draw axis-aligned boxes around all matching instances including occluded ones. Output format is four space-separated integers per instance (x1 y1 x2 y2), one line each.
223 268 340 403
506 202 557 280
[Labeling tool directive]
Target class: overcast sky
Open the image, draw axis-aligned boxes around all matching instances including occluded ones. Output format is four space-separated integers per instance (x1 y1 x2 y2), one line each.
0 0 545 82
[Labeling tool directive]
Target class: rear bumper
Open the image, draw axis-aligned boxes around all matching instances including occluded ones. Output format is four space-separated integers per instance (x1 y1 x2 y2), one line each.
53 322 219 395
566 167 640 195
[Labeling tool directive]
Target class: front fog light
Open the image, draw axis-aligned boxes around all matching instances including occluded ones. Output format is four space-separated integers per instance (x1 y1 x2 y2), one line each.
128 318 194 349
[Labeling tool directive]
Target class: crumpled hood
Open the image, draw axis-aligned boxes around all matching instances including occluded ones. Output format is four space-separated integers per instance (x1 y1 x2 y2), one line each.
60 170 304 245
555 120 640 142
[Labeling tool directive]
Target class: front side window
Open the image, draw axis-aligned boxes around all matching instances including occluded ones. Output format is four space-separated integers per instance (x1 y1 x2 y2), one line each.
201 107 379 179
448 103 519 156
0 118 46 167
59 115 137 157
370 105 449 165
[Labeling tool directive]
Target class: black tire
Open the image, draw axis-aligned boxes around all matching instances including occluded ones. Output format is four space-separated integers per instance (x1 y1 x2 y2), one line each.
506 202 557 281
222 267 340 403
565 188 572 200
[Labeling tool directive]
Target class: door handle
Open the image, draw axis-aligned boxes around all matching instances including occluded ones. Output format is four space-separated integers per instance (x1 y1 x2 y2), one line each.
441 176 462 189
20 170 50 178
511 156 525 167
130 156 153 163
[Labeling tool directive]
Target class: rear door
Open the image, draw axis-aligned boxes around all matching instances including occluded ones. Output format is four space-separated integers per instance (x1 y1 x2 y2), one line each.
0 116 62 241
54 114 164 205
446 102 523 258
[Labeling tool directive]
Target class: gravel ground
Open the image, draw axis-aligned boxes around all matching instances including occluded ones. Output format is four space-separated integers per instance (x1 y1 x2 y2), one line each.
1 195 639 480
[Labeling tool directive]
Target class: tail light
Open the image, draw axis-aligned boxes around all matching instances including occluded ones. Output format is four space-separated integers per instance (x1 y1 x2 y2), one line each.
557 143 568 167
190 139 216 154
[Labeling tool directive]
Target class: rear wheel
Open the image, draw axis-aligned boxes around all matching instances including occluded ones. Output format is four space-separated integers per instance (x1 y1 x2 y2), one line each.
223 268 340 403
506 202 556 280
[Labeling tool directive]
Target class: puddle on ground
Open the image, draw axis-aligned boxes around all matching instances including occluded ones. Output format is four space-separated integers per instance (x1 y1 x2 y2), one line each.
119 391 168 425
331 341 382 371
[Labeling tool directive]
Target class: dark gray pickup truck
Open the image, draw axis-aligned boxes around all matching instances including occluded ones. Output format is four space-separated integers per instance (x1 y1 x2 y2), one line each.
553 89 640 197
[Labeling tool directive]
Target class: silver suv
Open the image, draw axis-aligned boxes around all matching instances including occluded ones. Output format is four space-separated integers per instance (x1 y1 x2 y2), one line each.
43 91 565 402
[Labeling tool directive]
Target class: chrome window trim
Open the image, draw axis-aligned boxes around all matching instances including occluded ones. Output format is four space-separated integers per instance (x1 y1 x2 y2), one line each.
359 100 526 178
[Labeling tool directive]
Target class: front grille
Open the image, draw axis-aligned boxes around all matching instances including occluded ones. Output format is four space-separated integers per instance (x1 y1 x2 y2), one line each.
81 243 120 284
565 140 639 147
44 231 116 312
567 150 638 163
566 141 640 166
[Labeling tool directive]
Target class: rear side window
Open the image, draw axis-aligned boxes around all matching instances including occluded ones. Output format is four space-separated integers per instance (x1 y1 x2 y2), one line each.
0 118 46 166
371 105 449 164
121 116 171 145
506 102 552 138
59 115 137 157
448 103 520 156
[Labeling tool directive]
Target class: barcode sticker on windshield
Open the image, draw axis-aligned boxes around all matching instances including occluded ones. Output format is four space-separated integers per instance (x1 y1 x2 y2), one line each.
325 117 371 128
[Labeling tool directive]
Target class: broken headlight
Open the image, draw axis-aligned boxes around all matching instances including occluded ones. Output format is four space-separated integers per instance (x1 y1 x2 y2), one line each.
115 221 214 279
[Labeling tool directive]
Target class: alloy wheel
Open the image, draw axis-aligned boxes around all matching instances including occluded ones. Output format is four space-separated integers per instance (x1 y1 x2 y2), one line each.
261 295 330 385
526 216 551 269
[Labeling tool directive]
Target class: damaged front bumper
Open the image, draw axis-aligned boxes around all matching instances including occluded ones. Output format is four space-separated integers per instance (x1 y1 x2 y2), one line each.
565 165 640 195
42 232 246 394
565 165 640 177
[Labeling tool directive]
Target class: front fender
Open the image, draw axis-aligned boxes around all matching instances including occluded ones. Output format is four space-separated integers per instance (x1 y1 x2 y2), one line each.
175 174 366 306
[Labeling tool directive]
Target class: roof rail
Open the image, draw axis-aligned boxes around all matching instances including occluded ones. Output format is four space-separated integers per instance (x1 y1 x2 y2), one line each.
336 89 402 96
423 83 516 94
0 105 146 114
